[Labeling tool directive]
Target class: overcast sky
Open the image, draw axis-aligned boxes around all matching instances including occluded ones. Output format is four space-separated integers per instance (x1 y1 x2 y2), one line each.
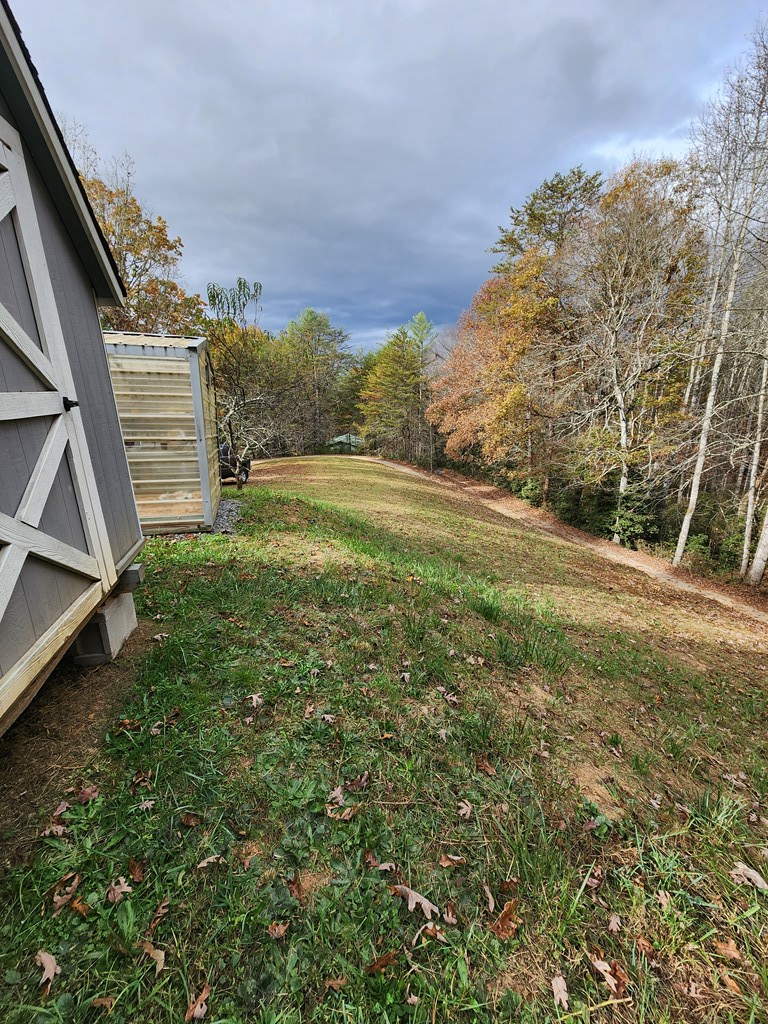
15 0 768 348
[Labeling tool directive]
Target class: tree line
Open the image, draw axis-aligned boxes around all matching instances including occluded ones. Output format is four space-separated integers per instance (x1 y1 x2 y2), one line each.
427 29 768 586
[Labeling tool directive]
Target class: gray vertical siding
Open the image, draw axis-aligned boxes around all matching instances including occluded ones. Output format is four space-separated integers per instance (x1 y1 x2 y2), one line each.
25 151 142 567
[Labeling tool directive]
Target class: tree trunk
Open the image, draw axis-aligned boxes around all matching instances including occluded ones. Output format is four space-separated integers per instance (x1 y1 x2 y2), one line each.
748 506 768 585
740 329 768 576
673 243 743 567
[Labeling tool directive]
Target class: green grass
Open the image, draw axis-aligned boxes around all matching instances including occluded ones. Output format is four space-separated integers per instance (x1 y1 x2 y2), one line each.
0 458 765 1023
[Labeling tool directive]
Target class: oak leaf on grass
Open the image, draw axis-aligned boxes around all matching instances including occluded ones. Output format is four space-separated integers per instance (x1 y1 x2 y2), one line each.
713 938 741 962
457 799 473 820
51 872 81 916
587 952 629 997
489 900 521 940
389 884 439 920
476 755 497 777
438 854 466 868
35 950 60 995
184 983 211 1021
196 855 225 869
107 877 133 904
365 950 399 975
287 872 303 901
137 939 165 976
148 899 170 935
551 974 569 1010
730 861 768 890
325 804 358 821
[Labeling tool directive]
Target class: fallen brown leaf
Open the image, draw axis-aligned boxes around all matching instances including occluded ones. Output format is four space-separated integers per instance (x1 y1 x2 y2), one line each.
76 785 100 804
656 890 671 910
588 952 629 997
41 823 67 838
412 921 447 945
267 921 289 939
457 799 473 820
184 982 211 1021
730 861 768 890
148 899 170 935
608 913 622 933
551 973 569 1010
443 901 458 925
130 770 153 795
51 872 81 917
389 884 439 919
114 718 142 734
129 857 145 883
713 938 741 962
489 900 521 940
70 896 90 918
35 950 61 995
436 686 459 705
287 872 303 902
438 853 466 868
107 877 133 904
476 755 497 777
721 973 741 995
482 884 495 913
181 812 203 828
324 977 347 992
345 771 370 791
364 950 399 974
325 804 358 821
91 995 115 1010
326 785 345 807
196 855 225 869
138 939 165 976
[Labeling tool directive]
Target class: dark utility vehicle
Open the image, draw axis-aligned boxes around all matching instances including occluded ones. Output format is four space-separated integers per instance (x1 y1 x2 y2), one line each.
218 443 251 488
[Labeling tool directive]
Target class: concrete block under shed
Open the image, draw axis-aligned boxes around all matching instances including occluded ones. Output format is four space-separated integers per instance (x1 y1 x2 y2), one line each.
73 592 138 667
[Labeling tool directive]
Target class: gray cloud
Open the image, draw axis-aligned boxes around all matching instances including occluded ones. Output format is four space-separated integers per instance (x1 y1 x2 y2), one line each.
16 0 767 347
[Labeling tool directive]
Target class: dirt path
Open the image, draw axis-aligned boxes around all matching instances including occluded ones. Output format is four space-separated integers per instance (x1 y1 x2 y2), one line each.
357 456 768 627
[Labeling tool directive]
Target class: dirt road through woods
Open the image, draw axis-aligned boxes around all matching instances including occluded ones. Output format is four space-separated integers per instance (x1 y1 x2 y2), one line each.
357 457 768 627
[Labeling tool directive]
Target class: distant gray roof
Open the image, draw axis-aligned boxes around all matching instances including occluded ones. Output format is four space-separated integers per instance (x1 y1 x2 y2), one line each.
329 433 363 446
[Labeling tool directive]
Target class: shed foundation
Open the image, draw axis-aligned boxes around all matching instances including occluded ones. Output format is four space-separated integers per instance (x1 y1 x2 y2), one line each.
73 592 138 667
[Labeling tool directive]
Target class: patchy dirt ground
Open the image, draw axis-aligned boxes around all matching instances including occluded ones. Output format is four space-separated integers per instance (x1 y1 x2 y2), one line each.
0 619 155 866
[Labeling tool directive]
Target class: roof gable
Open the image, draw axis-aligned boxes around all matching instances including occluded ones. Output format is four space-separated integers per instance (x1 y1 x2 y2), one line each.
0 0 124 306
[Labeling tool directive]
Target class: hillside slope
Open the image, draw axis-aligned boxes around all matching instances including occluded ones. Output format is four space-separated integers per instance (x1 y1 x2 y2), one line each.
0 455 765 1024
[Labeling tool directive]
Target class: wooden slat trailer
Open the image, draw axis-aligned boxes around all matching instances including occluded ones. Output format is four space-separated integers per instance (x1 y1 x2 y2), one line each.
0 1 143 734
104 333 221 535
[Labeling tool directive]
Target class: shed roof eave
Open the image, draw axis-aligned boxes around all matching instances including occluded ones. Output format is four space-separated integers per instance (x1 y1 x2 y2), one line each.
0 0 126 307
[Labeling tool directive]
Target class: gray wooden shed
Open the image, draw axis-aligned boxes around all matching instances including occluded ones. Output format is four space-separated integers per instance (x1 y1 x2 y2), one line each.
104 333 221 534
0 1 143 733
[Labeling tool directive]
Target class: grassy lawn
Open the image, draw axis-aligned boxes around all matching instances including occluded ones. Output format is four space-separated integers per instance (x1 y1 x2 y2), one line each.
1 457 766 1023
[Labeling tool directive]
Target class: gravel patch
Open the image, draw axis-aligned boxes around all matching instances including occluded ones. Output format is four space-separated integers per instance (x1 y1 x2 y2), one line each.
214 498 241 534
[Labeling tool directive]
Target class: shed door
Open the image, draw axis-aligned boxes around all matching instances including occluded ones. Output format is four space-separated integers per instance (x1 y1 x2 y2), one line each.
0 114 115 717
